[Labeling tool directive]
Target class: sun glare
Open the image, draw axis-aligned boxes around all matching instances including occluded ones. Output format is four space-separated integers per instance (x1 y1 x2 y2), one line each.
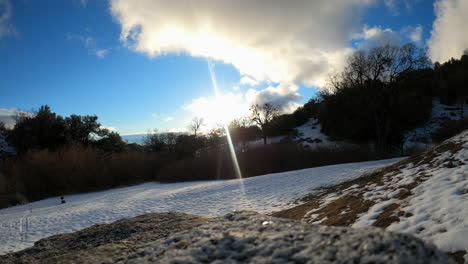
187 94 248 128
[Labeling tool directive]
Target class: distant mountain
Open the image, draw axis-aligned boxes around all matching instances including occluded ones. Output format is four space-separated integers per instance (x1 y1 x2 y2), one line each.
122 132 186 145
121 134 147 145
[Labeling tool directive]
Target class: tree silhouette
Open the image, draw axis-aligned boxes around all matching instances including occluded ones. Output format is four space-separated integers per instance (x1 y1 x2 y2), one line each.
188 117 204 136
249 103 280 145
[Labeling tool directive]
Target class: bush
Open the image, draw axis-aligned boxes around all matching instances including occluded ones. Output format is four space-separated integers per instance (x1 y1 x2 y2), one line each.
0 145 169 204
432 118 468 143
157 142 388 182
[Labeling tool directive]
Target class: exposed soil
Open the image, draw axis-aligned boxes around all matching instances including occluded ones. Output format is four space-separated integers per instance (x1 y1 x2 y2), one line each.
447 251 467 264
272 138 467 263
373 203 401 228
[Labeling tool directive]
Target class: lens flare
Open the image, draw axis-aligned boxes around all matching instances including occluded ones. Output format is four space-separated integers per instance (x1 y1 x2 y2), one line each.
207 59 243 180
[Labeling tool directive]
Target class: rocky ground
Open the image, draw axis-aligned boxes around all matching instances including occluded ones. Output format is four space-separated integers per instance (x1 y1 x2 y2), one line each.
0 212 208 263
1 211 453 264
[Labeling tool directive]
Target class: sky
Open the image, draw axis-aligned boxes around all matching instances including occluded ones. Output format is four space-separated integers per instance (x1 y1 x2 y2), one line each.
1 0 467 135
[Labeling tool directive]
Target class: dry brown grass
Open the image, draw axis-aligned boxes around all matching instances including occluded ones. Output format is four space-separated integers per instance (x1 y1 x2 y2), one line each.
0 146 166 206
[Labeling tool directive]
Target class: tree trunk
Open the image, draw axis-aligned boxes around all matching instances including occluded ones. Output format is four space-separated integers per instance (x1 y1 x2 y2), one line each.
263 136 267 145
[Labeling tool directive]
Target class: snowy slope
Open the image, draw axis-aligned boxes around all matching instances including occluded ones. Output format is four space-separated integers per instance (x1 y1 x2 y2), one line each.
295 118 335 147
354 130 468 260
292 130 468 262
0 158 401 254
404 99 468 150
240 118 335 150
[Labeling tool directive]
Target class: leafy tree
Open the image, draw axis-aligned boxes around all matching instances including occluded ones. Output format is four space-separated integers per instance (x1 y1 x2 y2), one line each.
10 105 106 153
11 105 67 153
65 114 105 144
94 132 126 152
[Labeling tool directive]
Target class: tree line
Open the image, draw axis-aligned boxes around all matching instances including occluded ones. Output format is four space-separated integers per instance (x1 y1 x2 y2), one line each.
0 43 467 207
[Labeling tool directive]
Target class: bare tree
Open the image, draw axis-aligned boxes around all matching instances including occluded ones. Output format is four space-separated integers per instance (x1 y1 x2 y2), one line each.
188 117 204 136
249 103 279 145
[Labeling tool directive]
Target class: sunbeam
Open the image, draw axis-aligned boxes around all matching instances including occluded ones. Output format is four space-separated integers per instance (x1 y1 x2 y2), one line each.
207 59 243 180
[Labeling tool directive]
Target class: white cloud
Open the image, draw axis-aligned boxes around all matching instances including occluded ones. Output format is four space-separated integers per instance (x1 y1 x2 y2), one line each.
384 0 396 9
405 25 423 44
384 0 418 15
109 0 374 89
79 0 88 7
356 25 401 49
0 108 31 128
240 76 259 86
183 82 301 127
428 0 468 63
0 0 17 39
183 93 250 126
165 117 174 122
96 49 109 59
151 113 158 119
246 83 302 114
100 125 117 132
67 33 110 59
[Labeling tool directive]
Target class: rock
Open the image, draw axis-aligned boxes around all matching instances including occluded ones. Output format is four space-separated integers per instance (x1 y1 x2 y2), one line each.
1 211 453 264
119 211 452 264
1 212 209 264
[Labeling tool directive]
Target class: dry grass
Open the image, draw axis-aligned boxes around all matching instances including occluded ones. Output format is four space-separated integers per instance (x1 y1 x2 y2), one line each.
0 142 388 208
0 146 166 206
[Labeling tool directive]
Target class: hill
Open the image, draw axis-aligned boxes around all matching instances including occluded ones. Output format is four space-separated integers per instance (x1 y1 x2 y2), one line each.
273 129 468 263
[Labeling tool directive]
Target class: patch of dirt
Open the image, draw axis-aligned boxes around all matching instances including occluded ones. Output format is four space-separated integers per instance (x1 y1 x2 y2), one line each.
404 141 464 169
372 203 401 228
272 159 404 224
307 195 375 226
273 152 438 227
446 250 467 264
272 199 321 220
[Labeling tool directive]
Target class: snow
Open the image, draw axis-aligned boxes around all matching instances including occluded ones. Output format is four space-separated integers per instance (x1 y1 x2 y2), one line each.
352 130 468 260
0 131 15 156
0 158 400 255
403 99 468 150
295 119 333 147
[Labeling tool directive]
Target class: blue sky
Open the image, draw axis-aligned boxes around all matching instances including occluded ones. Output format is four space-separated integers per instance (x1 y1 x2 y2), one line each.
1 0 466 134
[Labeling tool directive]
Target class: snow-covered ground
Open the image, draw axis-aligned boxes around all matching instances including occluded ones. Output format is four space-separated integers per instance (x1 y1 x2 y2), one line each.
295 118 334 147
300 130 468 261
239 118 337 150
0 158 401 255
355 130 468 258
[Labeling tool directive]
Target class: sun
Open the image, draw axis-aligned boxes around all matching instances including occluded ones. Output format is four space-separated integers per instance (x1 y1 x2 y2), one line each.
185 93 248 129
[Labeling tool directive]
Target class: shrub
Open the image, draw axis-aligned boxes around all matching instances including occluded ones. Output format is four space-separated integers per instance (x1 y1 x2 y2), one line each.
157 142 387 182
0 145 170 205
432 118 468 143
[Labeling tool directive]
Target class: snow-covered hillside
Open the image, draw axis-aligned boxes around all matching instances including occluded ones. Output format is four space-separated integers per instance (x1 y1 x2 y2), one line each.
0 158 401 255
404 99 468 150
280 130 468 262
